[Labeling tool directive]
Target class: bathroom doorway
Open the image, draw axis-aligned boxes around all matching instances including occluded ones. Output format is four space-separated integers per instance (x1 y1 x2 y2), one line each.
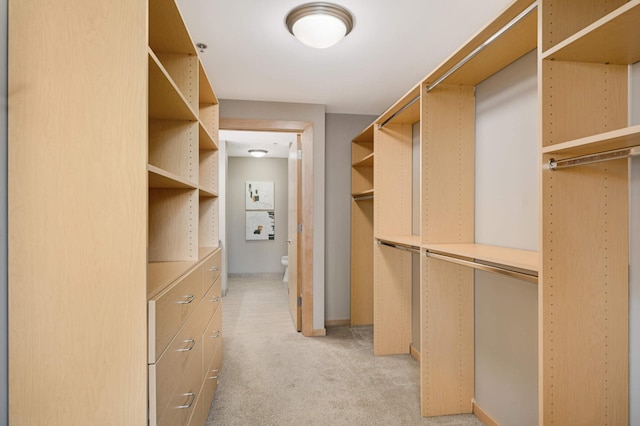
220 118 314 336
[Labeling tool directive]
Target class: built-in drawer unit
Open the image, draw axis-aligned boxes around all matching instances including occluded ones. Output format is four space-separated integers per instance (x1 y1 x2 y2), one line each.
148 248 223 426
149 265 203 362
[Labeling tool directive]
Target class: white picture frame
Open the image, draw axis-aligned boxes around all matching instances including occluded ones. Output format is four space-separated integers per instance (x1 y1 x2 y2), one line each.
246 211 275 240
246 181 275 210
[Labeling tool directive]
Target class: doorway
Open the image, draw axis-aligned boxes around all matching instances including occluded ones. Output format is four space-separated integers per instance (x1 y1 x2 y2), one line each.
220 118 314 336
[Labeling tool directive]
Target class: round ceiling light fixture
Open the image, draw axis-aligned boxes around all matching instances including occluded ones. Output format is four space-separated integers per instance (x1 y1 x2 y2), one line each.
248 149 268 158
286 2 354 49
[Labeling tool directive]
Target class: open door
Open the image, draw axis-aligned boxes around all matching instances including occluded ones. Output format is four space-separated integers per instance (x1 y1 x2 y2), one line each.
287 135 302 331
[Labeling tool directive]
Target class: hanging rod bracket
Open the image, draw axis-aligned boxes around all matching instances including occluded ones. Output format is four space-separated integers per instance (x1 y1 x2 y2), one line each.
548 146 640 170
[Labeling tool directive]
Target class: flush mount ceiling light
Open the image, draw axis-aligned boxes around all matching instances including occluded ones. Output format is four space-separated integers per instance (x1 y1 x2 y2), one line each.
286 2 354 49
248 149 268 158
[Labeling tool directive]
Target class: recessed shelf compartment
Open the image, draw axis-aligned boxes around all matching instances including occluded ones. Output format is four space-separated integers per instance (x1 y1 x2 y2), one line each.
542 0 640 64
148 165 198 189
352 153 374 167
542 125 640 157
199 122 217 150
149 0 196 56
149 50 198 121
199 197 219 248
423 0 537 89
148 188 198 262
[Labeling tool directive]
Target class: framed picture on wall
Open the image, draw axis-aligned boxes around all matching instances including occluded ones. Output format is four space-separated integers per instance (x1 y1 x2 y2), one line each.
246 181 275 210
246 211 275 240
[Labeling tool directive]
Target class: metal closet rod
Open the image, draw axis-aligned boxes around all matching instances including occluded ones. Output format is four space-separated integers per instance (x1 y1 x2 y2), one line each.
425 1 538 93
377 95 420 130
353 194 374 201
377 239 421 254
425 251 538 284
549 145 640 170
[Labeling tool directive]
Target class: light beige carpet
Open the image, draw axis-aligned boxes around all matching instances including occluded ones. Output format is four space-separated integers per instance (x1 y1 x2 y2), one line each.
206 275 484 426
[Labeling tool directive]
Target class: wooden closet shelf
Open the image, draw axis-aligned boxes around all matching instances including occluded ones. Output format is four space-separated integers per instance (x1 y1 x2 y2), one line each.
423 243 538 282
149 50 198 121
199 187 219 198
352 153 374 167
376 84 421 127
199 122 218 150
353 124 374 143
149 0 196 55
148 165 198 189
542 0 640 64
423 0 536 89
542 125 640 157
376 235 421 250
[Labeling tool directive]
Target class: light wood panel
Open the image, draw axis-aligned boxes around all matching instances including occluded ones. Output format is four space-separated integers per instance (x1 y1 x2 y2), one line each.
156 52 198 112
420 257 474 416
376 85 421 126
198 61 218 105
199 149 219 194
373 243 412 355
149 0 196 55
149 119 198 183
541 159 629 425
8 0 148 424
374 123 413 237
350 199 374 325
198 196 219 249
149 165 198 189
148 188 198 261
541 61 628 147
421 84 475 244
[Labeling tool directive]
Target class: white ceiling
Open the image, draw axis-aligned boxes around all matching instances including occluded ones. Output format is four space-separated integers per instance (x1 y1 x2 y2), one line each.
177 0 516 116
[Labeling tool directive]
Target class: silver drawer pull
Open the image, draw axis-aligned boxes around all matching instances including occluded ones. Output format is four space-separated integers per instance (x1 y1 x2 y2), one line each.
177 339 196 352
208 266 219 271
177 295 195 304
210 331 220 339
177 392 196 409
209 369 220 379
209 296 220 303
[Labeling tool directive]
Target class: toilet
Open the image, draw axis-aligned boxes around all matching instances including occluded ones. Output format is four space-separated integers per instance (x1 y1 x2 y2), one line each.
281 255 289 282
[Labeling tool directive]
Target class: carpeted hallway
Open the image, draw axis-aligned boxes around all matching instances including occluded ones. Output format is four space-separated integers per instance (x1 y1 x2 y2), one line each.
206 275 485 426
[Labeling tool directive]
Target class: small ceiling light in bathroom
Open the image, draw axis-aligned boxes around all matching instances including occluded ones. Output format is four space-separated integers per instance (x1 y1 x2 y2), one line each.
286 2 354 49
248 149 268 158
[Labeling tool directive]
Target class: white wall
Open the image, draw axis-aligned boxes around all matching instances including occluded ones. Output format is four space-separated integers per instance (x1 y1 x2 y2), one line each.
474 50 538 425
325 113 376 322
219 99 327 329
226 157 288 275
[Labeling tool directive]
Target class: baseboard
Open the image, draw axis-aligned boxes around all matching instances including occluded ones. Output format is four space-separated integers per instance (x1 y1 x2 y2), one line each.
311 328 327 336
472 401 499 426
410 344 421 362
325 319 350 327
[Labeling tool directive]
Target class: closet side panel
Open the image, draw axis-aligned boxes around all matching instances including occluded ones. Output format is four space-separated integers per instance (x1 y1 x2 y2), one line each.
541 160 629 425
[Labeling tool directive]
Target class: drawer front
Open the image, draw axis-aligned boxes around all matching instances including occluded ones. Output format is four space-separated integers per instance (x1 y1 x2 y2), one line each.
202 276 221 324
201 343 223 421
151 292 211 423
157 341 203 426
202 249 221 294
149 265 203 362
188 383 209 426
203 302 222 377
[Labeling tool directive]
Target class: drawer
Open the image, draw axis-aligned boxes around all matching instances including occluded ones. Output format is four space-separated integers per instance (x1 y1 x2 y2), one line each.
188 386 208 426
150 292 211 423
203 302 222 377
200 343 223 421
203 276 221 321
202 249 221 294
157 340 204 426
149 264 203 363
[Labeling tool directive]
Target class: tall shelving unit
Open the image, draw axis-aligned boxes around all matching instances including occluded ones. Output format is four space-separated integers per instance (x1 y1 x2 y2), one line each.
372 84 421 355
8 0 222 424
540 1 639 423
350 124 375 325
147 0 222 425
419 0 538 417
